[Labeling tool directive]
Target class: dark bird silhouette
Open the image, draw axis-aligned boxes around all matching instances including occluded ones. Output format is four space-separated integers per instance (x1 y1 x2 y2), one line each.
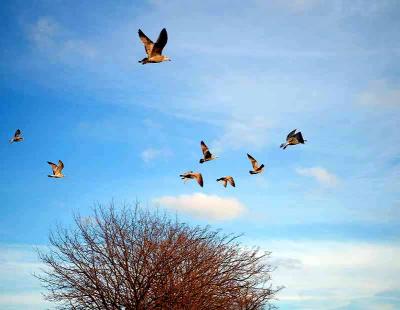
138 28 171 64
9 129 23 143
199 141 218 163
47 160 65 178
247 153 264 175
180 171 203 187
280 129 306 149
216 176 235 188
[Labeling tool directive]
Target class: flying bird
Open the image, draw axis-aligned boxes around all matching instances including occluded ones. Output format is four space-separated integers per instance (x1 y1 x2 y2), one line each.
47 160 65 178
180 171 203 187
247 153 264 175
138 28 171 64
199 141 218 163
9 129 23 143
216 176 235 188
280 129 306 149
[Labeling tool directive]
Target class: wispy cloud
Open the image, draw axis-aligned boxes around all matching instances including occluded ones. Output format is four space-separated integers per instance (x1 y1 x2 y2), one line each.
154 193 246 220
0 245 49 310
296 167 339 187
212 116 271 153
28 16 97 60
357 80 400 106
141 147 172 163
253 239 400 309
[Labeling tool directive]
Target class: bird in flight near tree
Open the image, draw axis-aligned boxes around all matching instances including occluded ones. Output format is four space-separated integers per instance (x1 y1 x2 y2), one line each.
180 171 204 187
216 176 236 188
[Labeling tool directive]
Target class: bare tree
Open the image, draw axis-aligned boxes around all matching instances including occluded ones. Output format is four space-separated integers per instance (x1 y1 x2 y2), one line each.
37 203 282 309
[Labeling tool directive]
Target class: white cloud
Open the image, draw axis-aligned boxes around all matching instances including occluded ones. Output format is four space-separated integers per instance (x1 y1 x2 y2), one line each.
0 292 48 307
154 193 246 220
250 239 400 309
296 167 339 187
357 80 400 106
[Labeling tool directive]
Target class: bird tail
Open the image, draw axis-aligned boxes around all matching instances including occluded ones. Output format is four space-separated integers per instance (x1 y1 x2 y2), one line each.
280 143 288 149
9 139 13 144
138 58 148 64
249 171 256 174
199 159 205 164
48 175 55 178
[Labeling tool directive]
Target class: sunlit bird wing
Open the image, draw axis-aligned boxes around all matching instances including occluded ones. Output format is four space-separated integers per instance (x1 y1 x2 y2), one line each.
201 141 212 159
57 160 64 173
287 129 297 140
194 173 204 187
247 153 259 170
227 176 235 187
138 29 154 57
47 161 58 174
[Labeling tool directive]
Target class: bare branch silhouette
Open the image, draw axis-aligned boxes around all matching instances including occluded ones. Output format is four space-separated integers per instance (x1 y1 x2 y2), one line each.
37 203 282 309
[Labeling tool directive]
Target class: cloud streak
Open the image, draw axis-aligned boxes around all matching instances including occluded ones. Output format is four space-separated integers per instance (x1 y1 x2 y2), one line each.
296 167 339 187
253 239 400 309
357 80 400 106
141 147 172 163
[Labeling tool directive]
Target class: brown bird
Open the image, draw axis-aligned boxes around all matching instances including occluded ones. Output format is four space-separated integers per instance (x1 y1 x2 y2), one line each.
9 129 23 143
280 129 306 149
138 28 171 64
216 176 235 188
180 171 203 187
247 153 264 175
47 160 65 178
199 141 218 163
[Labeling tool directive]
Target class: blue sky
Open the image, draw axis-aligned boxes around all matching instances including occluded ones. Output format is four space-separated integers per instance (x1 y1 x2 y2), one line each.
1 0 400 309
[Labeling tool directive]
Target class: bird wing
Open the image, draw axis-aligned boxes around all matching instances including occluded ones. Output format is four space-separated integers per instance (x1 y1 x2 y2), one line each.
194 173 204 187
287 129 297 140
57 160 64 172
295 132 305 143
200 141 212 158
227 176 235 187
138 29 154 57
247 153 259 170
151 28 168 56
180 171 192 178
217 177 227 187
47 161 58 174
14 129 21 137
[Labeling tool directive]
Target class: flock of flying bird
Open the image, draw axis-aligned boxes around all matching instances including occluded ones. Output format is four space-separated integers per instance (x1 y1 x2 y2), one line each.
8 28 307 185
179 129 306 188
